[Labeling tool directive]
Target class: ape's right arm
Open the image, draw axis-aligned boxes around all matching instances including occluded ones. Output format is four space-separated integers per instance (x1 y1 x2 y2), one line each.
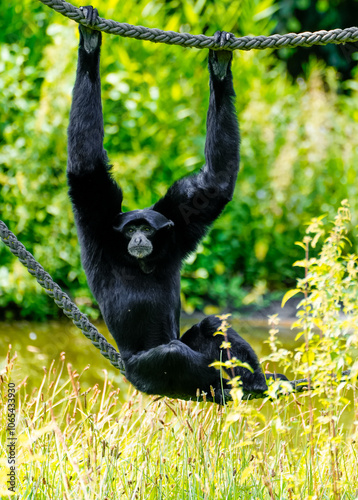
67 14 123 242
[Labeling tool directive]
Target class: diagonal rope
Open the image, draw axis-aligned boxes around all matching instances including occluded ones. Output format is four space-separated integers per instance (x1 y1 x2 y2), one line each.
38 0 358 51
0 220 125 374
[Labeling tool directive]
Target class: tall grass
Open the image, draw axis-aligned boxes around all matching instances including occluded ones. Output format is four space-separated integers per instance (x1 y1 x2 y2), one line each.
1 203 357 499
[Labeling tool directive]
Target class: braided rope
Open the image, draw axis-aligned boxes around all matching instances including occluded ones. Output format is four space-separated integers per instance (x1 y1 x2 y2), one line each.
38 0 358 51
0 220 352 402
0 220 125 374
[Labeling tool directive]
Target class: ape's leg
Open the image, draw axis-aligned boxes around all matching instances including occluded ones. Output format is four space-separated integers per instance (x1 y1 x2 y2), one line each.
181 316 287 394
123 340 220 400
124 317 288 403
125 316 285 401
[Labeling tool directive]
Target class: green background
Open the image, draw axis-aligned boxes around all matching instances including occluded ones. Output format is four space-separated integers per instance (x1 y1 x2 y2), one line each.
1 0 358 319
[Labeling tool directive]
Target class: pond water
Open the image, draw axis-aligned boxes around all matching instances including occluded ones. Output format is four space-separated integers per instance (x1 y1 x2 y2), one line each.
2 317 357 430
0 316 298 395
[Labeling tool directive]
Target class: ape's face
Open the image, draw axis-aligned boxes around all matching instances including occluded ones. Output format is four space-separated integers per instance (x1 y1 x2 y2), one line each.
123 224 156 259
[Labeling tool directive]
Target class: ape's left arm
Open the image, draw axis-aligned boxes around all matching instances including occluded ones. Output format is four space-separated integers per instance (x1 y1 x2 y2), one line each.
153 33 240 256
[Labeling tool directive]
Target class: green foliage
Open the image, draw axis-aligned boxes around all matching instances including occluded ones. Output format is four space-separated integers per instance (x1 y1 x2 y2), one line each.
0 205 357 497
2 210 358 500
273 0 358 79
289 200 358 384
1 0 358 318
223 202 358 497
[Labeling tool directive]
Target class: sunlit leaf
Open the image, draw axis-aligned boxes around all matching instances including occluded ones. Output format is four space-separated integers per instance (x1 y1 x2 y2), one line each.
281 289 301 308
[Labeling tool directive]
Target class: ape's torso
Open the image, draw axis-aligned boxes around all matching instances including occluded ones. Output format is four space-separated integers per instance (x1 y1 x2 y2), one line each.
79 236 182 360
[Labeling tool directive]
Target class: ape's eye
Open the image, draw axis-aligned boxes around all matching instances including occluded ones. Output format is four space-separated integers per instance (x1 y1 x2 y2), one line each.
127 228 134 234
144 227 151 232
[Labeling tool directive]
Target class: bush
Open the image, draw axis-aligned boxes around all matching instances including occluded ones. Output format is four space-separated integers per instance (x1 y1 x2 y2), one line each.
1 0 358 318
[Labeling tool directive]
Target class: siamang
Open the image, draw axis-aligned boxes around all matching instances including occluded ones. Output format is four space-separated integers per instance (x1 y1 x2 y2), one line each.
67 7 287 403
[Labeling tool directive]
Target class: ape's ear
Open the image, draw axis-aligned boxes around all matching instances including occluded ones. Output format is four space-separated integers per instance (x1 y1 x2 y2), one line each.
159 220 175 230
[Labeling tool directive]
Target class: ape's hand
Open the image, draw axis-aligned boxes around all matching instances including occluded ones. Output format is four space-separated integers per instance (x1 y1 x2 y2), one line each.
209 31 233 80
79 6 101 53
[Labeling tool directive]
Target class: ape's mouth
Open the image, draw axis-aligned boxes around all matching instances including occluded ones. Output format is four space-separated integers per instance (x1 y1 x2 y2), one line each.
128 246 152 259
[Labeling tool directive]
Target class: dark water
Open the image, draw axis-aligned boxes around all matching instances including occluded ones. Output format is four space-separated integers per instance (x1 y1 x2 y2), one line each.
0 317 298 394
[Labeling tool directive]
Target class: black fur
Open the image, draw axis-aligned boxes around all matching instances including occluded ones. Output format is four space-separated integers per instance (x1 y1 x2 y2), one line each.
67 12 286 403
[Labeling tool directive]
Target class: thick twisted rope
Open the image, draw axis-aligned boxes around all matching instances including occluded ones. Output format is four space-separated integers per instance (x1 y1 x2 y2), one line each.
0 220 125 374
38 0 358 51
0 220 352 402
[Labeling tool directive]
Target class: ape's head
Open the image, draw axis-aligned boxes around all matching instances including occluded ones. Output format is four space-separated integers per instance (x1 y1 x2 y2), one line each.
113 210 174 260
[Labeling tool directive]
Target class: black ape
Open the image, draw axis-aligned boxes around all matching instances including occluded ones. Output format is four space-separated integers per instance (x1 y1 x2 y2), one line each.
67 7 286 403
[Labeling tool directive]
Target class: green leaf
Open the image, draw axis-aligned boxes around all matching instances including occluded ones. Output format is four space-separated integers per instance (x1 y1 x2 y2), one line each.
281 289 301 308
293 260 308 267
294 331 304 341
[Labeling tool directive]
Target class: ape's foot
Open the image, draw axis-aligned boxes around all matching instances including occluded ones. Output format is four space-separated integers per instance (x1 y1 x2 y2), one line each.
209 31 233 80
266 373 289 382
79 5 101 53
